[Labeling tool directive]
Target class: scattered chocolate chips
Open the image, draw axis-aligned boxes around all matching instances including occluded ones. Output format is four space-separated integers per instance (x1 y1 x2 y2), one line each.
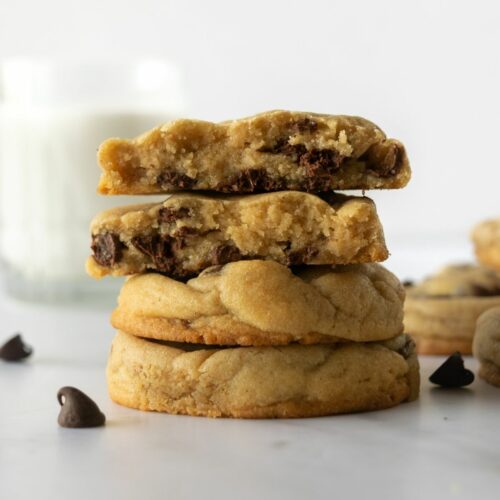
429 352 474 388
0 333 33 362
91 233 124 267
158 206 192 224
157 171 196 190
57 387 105 428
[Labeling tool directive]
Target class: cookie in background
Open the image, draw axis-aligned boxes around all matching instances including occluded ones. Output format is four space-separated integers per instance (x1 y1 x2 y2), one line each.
404 264 500 355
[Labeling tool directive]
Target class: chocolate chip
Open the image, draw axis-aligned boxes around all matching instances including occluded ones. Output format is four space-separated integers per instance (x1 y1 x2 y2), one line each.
429 352 474 388
210 244 242 266
285 246 319 266
158 206 192 223
91 233 124 267
57 387 105 428
361 143 404 178
0 334 32 362
402 279 414 287
157 171 196 190
132 234 177 273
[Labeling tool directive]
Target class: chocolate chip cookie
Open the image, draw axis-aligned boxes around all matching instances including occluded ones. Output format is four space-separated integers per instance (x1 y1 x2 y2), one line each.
107 330 419 418
404 264 500 354
111 260 405 346
472 219 500 271
473 306 500 387
97 110 411 195
87 191 388 279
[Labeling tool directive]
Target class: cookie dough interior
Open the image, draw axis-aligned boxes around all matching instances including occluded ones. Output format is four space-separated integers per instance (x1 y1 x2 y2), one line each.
87 191 388 279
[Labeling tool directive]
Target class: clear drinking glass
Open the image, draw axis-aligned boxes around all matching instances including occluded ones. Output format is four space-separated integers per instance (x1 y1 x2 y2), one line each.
0 59 186 302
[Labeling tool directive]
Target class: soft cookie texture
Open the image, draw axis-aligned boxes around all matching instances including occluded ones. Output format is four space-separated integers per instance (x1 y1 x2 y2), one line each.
97 110 411 195
111 260 405 346
473 307 500 387
107 331 419 418
87 191 388 279
404 264 500 355
472 219 500 271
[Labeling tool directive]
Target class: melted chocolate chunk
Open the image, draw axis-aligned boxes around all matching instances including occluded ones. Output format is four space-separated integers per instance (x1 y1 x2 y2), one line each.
470 284 500 297
0 334 33 362
292 118 318 134
210 244 242 266
132 234 177 273
157 171 196 190
429 352 474 388
57 387 106 428
285 245 319 266
91 233 124 267
217 169 285 193
396 336 415 359
361 143 403 178
158 206 192 224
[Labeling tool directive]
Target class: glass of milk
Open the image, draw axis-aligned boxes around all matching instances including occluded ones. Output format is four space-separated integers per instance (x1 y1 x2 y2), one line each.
0 59 186 303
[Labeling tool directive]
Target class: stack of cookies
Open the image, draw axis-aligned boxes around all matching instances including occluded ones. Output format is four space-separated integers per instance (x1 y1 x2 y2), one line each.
87 110 419 418
405 220 500 356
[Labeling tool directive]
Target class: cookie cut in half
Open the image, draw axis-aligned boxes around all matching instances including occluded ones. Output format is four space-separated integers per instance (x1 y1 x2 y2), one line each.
107 331 419 418
87 192 388 279
97 110 411 195
473 306 500 387
472 219 500 271
111 260 405 346
404 264 500 355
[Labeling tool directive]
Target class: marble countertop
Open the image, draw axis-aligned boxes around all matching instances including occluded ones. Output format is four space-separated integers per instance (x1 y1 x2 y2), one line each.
1 273 499 500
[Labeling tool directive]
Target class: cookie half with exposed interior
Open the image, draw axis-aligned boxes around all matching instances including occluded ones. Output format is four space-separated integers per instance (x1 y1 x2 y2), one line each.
111 260 405 346
97 110 411 195
107 330 419 418
473 306 500 387
404 264 500 355
86 191 388 279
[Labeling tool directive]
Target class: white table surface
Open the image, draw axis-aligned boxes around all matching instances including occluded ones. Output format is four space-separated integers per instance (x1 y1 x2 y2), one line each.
1 264 500 500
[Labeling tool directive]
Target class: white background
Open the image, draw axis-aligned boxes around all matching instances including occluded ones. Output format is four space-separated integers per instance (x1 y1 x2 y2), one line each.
1 0 499 261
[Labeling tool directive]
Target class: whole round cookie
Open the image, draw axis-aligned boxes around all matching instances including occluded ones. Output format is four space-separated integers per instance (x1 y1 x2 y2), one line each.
107 331 419 418
472 219 500 270
404 264 500 355
473 306 500 387
111 260 405 346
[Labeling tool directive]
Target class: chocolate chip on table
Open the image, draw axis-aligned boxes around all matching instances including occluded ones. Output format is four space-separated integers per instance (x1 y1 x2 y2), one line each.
429 352 474 388
57 387 106 428
402 279 414 287
0 333 33 361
